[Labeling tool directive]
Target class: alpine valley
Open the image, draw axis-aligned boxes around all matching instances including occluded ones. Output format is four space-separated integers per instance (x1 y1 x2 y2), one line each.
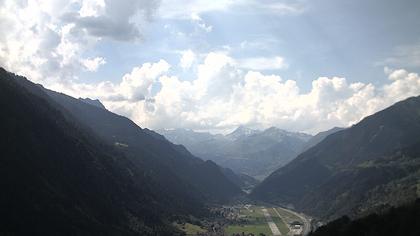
1 69 420 235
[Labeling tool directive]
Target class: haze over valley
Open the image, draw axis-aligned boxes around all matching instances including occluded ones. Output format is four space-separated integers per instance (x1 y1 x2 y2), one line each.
158 126 339 180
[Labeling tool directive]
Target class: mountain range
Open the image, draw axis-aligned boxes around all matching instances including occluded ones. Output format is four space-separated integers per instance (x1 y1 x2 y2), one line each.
159 126 314 180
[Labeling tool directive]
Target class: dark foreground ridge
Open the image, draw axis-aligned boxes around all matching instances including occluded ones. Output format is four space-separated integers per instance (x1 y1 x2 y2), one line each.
309 199 420 236
0 67 242 235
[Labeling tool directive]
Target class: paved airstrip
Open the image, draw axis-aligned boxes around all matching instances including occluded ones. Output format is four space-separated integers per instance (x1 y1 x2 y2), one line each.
224 205 310 236
262 208 282 235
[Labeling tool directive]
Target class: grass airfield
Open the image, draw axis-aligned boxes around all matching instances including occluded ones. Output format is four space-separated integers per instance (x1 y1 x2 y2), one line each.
224 205 302 236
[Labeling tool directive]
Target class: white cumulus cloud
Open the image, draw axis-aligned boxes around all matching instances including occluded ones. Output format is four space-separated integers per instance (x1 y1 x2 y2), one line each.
79 0 106 17
0 0 160 85
2 1 419 135
81 57 106 72
53 52 420 134
179 50 196 69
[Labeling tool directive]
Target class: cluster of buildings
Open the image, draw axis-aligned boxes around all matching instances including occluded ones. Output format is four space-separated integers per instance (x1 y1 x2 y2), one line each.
289 221 303 236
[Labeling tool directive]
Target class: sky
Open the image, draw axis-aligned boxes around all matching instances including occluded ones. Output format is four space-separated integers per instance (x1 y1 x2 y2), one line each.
1 0 420 134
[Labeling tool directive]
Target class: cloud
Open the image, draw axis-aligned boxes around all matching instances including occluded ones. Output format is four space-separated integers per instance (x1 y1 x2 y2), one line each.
54 52 420 134
190 13 213 33
118 60 170 101
158 0 236 19
81 57 106 72
255 1 305 15
239 38 281 50
179 50 196 69
62 0 160 41
51 59 170 104
237 56 288 70
79 0 106 17
377 41 420 68
158 0 305 19
382 68 420 103
0 0 160 85
2 1 419 135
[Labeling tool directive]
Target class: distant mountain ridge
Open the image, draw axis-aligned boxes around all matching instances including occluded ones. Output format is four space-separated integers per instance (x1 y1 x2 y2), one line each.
226 126 261 140
159 126 313 179
252 95 420 220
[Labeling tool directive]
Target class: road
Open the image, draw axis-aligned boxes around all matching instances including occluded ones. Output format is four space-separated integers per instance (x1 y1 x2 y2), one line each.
261 208 282 236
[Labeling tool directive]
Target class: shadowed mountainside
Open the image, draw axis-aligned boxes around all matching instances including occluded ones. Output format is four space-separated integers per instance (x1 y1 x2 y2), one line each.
0 68 182 235
301 127 345 152
42 86 242 203
252 96 420 220
0 68 242 235
309 199 420 236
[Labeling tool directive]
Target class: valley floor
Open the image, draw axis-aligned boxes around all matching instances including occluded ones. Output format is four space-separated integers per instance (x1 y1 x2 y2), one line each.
221 204 311 236
174 204 312 236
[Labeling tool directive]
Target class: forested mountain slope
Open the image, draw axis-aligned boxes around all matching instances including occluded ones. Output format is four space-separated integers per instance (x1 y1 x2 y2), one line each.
252 95 420 220
309 200 420 236
0 68 181 235
0 68 243 235
42 85 242 203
